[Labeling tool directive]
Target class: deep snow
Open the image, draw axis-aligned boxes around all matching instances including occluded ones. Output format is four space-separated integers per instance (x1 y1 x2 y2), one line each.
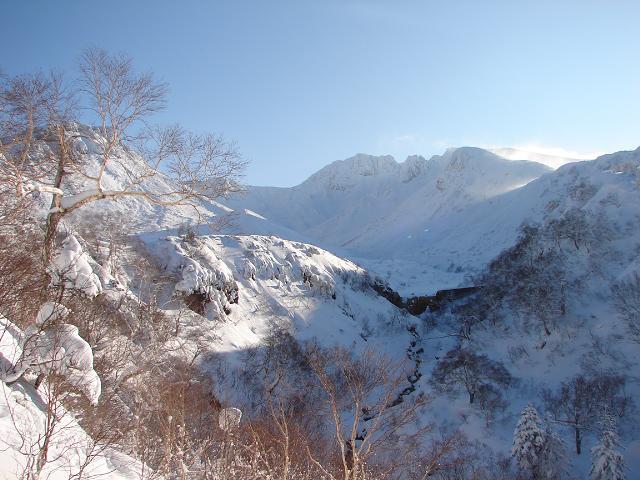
4 130 640 477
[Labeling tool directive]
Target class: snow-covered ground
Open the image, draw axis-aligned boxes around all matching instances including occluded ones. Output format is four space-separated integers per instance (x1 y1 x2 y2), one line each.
139 233 418 405
225 145 640 475
4 130 640 477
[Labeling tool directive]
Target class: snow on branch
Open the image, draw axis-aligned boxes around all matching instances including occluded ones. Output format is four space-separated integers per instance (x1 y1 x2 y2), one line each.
3 302 101 405
49 235 102 297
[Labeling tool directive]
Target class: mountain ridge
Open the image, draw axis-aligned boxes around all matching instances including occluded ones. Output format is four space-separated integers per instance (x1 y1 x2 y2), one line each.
226 146 552 258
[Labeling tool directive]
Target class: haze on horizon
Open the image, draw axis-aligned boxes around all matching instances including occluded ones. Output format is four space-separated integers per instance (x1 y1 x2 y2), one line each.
2 0 639 186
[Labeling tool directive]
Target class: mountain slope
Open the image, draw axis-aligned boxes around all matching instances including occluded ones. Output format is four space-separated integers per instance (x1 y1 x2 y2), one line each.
364 147 640 295
141 233 413 355
5 125 640 477
414 146 640 473
22 125 307 244
226 148 551 256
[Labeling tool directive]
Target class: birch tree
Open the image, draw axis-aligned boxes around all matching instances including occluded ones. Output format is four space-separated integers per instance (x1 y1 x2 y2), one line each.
0 48 246 268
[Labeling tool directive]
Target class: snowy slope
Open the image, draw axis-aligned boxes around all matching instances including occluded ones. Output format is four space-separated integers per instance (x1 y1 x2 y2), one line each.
137 232 419 411
489 147 584 169
410 147 640 475
19 126 413 362
367 147 640 295
142 233 414 352
137 145 640 477
227 147 640 299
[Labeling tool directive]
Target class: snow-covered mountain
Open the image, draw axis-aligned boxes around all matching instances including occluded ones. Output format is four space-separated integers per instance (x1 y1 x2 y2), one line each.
23 126 411 375
140 233 415 362
226 148 550 257
362 148 640 296
166 144 640 475
4 126 640 478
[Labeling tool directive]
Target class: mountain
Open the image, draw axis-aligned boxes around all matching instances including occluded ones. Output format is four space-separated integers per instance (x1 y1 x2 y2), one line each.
226 147 552 294
201 145 640 474
3 127 640 478
418 147 640 473
1 127 420 477
226 148 551 258
364 147 640 295
21 125 406 364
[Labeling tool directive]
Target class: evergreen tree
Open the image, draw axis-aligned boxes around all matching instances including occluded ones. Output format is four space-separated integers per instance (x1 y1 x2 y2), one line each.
590 414 626 480
512 404 545 479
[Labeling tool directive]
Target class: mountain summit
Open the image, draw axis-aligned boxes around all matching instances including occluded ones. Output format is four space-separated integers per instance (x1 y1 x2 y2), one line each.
227 147 551 255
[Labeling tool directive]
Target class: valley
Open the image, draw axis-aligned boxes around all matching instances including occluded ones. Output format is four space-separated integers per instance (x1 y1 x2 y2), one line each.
3 126 639 477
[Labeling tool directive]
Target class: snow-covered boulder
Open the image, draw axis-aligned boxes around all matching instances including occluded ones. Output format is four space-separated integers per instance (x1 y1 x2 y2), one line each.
1 313 142 479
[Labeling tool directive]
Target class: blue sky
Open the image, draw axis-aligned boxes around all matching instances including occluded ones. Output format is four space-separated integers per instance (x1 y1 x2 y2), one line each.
2 0 639 186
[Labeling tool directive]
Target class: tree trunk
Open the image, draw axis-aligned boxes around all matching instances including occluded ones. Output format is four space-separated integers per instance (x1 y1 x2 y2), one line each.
43 211 63 268
575 427 581 455
469 391 475 404
34 373 45 390
42 125 68 271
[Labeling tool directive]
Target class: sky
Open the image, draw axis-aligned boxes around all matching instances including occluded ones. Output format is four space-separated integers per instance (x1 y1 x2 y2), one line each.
2 0 639 186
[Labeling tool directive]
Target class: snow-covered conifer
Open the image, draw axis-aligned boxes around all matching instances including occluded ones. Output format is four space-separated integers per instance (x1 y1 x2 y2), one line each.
590 414 626 480
512 404 545 478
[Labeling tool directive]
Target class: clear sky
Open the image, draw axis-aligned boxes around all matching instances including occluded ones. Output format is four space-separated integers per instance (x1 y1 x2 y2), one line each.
2 0 639 186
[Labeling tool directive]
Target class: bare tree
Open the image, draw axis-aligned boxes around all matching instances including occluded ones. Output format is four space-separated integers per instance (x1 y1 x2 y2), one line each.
477 223 559 336
0 70 74 197
0 47 246 268
430 345 512 405
546 208 590 251
612 273 640 343
305 343 430 480
543 374 631 455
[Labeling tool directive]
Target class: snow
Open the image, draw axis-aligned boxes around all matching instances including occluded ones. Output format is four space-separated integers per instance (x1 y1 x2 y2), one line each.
35 302 70 327
6 303 102 406
219 145 640 477
49 235 103 297
23 182 65 196
142 233 411 353
226 148 550 257
0 315 144 479
52 323 102 404
590 416 626 480
9 126 640 477
225 147 552 295
218 407 242 432
489 146 586 169
59 188 101 210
